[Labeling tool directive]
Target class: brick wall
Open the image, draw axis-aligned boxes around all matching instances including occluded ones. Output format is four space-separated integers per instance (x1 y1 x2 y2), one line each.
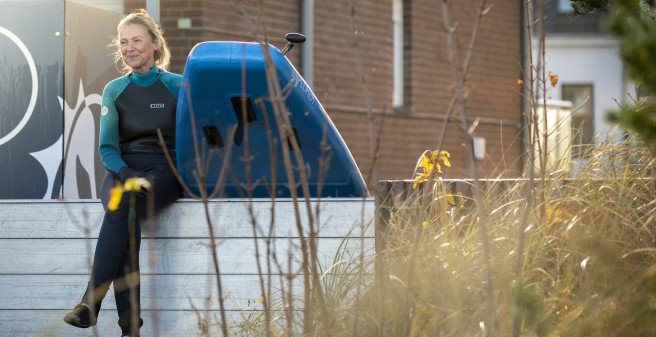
121 0 524 186
125 0 301 74
321 0 523 181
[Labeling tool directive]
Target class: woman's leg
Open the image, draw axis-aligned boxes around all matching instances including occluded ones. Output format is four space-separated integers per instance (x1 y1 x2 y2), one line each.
64 172 135 328
115 215 142 336
66 154 182 333
114 155 183 336
81 172 137 309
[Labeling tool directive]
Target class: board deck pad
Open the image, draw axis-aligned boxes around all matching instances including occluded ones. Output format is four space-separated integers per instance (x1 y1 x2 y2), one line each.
176 41 368 198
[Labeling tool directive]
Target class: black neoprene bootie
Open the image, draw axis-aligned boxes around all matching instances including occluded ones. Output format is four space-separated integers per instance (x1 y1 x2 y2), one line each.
63 303 97 328
118 317 143 337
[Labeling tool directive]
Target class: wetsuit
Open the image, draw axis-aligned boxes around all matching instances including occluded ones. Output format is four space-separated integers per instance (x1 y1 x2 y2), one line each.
81 65 183 335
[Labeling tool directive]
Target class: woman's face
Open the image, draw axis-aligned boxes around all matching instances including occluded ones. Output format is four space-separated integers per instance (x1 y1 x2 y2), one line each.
119 23 158 74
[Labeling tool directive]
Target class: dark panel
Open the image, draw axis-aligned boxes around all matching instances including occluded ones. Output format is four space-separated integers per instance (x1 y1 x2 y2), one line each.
0 0 64 199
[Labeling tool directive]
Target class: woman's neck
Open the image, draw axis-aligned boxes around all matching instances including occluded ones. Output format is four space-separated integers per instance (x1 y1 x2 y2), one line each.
132 61 156 74
129 66 161 86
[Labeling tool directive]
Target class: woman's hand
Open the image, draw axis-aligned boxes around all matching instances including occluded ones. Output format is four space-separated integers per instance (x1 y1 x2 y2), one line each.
118 167 156 189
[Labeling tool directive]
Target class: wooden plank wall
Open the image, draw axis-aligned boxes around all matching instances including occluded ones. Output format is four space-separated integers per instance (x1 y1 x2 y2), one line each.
0 198 375 337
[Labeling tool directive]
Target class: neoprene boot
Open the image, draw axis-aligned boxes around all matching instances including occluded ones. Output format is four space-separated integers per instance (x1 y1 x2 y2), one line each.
63 303 97 328
118 317 143 337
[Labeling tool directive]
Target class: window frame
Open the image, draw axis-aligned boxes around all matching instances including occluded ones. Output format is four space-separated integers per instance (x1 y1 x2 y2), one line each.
558 0 572 13
392 0 404 108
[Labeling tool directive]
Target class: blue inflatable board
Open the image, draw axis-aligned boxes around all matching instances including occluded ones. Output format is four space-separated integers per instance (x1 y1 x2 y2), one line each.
176 41 368 198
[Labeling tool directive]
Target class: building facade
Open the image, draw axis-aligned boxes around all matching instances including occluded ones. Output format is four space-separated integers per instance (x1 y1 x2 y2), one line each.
542 0 626 159
127 0 525 182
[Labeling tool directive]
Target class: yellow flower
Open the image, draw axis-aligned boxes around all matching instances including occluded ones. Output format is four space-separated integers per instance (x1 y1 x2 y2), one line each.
107 184 123 211
436 150 451 168
107 178 151 211
545 202 567 224
413 150 451 189
549 71 559 87
124 177 151 192
419 153 435 173
413 173 429 189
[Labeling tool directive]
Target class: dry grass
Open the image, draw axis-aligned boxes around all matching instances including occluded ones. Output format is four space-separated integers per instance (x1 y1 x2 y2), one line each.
331 139 655 337
230 138 656 337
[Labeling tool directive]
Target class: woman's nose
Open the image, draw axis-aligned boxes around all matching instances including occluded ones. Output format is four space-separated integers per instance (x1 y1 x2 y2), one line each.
122 41 134 51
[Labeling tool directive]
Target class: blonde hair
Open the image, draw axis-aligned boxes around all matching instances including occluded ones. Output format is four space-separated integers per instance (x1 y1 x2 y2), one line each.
111 9 171 74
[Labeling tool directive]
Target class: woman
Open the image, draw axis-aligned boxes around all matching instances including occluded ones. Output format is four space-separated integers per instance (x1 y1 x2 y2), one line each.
64 9 183 337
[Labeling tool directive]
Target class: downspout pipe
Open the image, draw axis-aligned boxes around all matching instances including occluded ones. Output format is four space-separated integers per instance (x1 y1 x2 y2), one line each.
520 1 530 176
301 0 314 88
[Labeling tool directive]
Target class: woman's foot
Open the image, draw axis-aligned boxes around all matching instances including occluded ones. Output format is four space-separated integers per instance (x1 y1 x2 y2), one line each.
118 317 142 337
63 303 96 328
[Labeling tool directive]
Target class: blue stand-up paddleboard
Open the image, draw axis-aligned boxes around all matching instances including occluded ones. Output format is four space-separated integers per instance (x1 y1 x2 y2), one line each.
176 35 368 198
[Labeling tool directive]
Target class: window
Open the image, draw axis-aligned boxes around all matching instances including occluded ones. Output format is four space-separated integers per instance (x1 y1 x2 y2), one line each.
392 0 404 108
562 84 594 158
69 0 124 13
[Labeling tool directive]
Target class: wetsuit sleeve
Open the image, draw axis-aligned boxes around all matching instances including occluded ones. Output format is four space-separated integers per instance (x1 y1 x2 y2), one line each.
98 80 129 175
160 72 183 100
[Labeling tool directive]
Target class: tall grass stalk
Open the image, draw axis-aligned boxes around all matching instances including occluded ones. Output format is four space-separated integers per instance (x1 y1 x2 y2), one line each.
260 42 333 336
513 0 538 336
344 2 390 336
439 1 496 334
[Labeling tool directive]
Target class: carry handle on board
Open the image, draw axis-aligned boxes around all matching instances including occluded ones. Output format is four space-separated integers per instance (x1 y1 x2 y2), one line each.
281 33 306 55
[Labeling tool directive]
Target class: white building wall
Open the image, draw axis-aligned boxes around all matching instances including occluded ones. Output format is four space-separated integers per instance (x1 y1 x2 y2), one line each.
540 36 626 141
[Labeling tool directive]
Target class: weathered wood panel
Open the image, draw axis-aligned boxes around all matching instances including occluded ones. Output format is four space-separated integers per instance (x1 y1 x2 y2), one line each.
0 199 373 239
0 198 374 336
0 238 372 275
1 274 296 311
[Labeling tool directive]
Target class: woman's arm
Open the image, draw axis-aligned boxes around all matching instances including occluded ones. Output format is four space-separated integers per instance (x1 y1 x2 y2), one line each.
98 79 129 176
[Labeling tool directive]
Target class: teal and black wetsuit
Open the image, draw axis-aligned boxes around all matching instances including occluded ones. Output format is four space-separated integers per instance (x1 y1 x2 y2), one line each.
81 66 183 335
99 65 180 175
